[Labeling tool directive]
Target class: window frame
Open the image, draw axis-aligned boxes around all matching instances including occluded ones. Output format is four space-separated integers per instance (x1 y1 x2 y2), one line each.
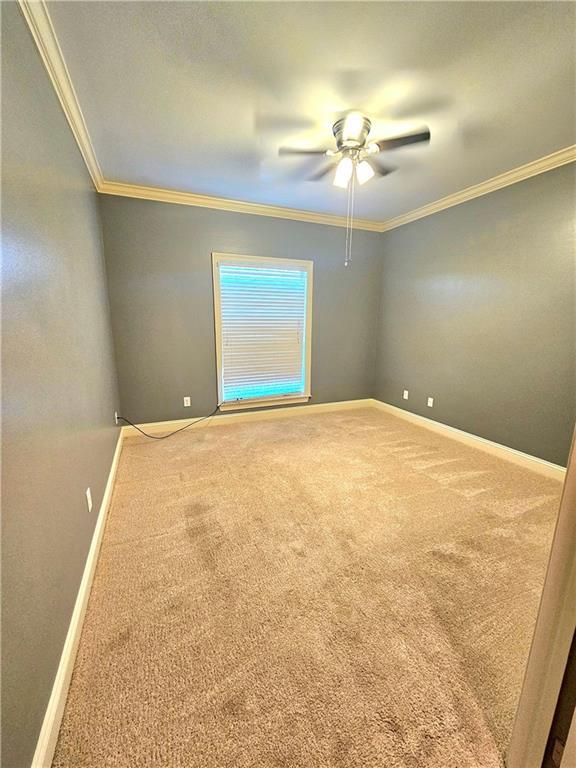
212 252 313 412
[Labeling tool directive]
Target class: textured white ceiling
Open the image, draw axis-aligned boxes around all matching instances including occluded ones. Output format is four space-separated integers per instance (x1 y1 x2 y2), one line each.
48 1 576 220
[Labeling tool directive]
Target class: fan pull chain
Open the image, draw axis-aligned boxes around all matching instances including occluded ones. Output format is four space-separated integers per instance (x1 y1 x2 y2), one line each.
344 175 351 267
345 168 356 267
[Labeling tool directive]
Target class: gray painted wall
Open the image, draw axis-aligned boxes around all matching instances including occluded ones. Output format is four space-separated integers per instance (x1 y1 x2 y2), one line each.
99 195 383 424
101 169 575 467
1 5 120 767
375 164 576 466
3 4 575 764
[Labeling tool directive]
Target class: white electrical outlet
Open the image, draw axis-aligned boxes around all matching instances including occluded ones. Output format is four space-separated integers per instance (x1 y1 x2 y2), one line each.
183 396 191 407
427 397 434 408
114 411 119 425
85 487 93 513
403 390 409 400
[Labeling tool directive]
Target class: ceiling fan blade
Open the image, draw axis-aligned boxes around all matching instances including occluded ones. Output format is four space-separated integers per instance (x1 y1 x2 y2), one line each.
256 113 316 133
388 95 451 120
375 129 430 152
334 68 375 101
308 163 335 181
369 160 396 177
279 147 330 156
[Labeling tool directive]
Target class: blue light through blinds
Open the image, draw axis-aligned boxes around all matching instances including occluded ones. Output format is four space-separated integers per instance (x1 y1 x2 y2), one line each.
219 264 308 402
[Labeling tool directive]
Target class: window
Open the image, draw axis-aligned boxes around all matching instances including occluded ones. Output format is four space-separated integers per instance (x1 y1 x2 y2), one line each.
212 253 313 411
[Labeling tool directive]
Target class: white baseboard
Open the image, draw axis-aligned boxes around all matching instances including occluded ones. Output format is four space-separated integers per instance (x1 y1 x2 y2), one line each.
31 431 124 768
120 398 374 437
122 397 565 481
369 399 566 481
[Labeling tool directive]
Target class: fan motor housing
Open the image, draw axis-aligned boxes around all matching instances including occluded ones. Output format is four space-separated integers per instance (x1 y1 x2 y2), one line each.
332 115 372 150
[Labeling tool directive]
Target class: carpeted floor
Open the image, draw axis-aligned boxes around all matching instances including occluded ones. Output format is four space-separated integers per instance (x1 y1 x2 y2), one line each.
53 408 562 768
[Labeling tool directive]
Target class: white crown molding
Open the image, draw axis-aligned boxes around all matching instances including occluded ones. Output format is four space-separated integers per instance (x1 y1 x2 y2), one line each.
18 0 103 188
379 145 576 232
98 180 383 231
19 0 576 233
100 147 576 232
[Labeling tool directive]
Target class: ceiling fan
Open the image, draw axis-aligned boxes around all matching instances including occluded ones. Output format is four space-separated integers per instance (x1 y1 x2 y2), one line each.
279 112 430 188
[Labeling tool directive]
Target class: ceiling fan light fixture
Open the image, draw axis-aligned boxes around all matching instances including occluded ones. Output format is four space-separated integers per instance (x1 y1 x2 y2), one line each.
278 113 431 266
333 156 354 188
342 112 365 143
356 160 375 185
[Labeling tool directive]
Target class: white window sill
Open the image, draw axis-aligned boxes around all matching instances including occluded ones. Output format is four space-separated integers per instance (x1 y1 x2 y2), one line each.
219 395 310 412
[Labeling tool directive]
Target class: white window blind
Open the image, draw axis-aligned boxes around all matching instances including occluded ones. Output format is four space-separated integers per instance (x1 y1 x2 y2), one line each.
212 254 313 410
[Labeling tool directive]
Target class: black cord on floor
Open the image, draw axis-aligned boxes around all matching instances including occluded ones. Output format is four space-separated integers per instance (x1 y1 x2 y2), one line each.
117 406 221 440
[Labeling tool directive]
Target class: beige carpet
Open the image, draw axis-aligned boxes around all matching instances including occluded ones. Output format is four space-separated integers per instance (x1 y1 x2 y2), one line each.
53 408 562 768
